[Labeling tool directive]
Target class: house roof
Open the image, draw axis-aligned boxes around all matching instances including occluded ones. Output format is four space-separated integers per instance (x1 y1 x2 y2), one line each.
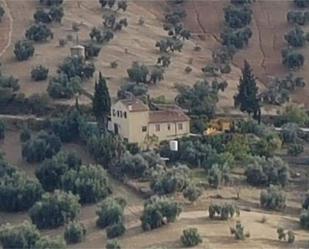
119 98 149 112
149 110 190 124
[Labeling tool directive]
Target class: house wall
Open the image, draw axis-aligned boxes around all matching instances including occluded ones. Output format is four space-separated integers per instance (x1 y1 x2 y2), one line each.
111 101 130 140
148 121 190 141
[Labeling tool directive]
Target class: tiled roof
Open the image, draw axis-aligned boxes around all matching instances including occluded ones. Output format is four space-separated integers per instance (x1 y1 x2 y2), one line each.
149 110 190 124
120 98 149 112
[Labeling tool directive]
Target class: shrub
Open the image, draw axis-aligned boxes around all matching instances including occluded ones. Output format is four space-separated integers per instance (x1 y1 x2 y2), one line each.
140 196 182 231
288 143 304 156
277 228 295 243
106 240 121 249
96 197 125 228
20 127 31 142
29 190 81 229
183 184 202 203
61 164 111 204
302 191 309 209
282 49 304 70
287 10 309 25
294 0 309 8
33 9 52 23
208 163 230 188
300 209 309 229
0 221 40 249
224 5 252 29
64 221 86 244
39 0 63 6
34 236 66 249
31 65 49 81
58 56 95 79
47 74 82 99
22 131 62 163
180 228 202 247
245 156 289 187
0 6 4 22
284 26 306 47
36 152 81 191
25 24 53 42
84 42 102 59
118 82 148 98
106 223 126 239
230 221 250 240
14 40 35 61
221 27 252 49
0 171 43 212
287 230 295 243
0 121 4 140
209 203 240 220
260 186 286 211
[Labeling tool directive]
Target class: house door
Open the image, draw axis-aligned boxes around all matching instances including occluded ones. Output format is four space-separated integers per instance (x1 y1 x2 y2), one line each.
114 124 119 135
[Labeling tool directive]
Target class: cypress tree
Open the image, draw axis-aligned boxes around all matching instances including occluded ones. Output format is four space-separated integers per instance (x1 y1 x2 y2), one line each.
93 72 111 131
234 60 261 121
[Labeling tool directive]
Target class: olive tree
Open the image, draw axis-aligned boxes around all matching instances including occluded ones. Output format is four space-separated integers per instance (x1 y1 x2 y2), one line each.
260 186 286 211
25 24 53 42
31 65 49 81
180 228 202 247
0 6 4 22
64 221 86 244
14 40 35 61
34 236 66 249
29 190 81 229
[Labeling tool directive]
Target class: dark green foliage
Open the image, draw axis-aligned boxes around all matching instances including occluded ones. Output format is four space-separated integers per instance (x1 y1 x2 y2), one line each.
106 223 126 239
287 11 309 25
281 123 302 143
93 73 111 130
106 240 121 249
29 190 81 229
117 82 148 98
89 27 114 43
127 62 149 83
61 164 111 204
31 65 49 81
280 105 309 126
0 5 4 21
96 197 126 228
34 236 66 249
230 221 250 240
140 196 182 231
302 191 309 209
176 79 224 118
294 0 309 8
36 152 81 191
49 6 64 23
58 56 95 79
183 184 202 203
25 24 53 42
300 209 309 229
150 166 189 195
221 27 252 49
288 143 304 156
209 203 240 220
40 0 63 6
234 60 260 120
34 9 52 23
22 131 62 163
180 228 202 247
245 156 289 187
64 221 86 244
282 49 304 70
84 42 102 59
224 5 252 29
0 171 43 212
260 186 286 210
208 163 230 188
47 74 82 99
284 26 306 47
14 40 35 61
155 37 184 53
0 221 40 249
0 121 4 140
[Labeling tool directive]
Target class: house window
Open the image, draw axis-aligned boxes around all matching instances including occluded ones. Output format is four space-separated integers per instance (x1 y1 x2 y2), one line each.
124 112 127 119
178 123 183 130
155 124 160 132
113 109 116 117
120 111 123 118
142 126 147 132
117 111 120 117
167 124 171 130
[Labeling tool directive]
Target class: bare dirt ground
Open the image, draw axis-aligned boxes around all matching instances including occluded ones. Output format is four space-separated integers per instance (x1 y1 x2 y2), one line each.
0 0 12 58
1 129 309 249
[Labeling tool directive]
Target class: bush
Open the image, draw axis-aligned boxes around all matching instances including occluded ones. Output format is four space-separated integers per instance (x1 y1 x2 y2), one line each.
300 209 309 229
224 5 252 29
221 27 252 49
84 43 102 59
302 191 309 209
29 190 81 229
31 65 49 81
245 156 289 187
183 184 202 203
14 40 35 61
106 223 126 239
277 228 295 243
118 82 148 98
96 197 125 228
294 0 309 8
0 121 4 140
140 196 182 231
287 10 309 25
64 221 86 244
34 236 66 249
106 240 121 249
282 49 304 70
230 221 250 240
0 221 40 249
61 164 111 204
25 24 53 42
288 143 304 156
22 131 62 163
180 228 202 247
40 0 63 6
58 56 95 79
47 74 82 99
0 171 43 212
208 164 230 188
209 203 240 220
20 127 31 142
0 6 4 22
36 152 81 191
260 186 286 210
284 26 306 47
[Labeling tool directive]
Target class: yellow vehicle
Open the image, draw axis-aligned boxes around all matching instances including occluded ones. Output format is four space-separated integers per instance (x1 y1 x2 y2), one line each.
205 118 233 136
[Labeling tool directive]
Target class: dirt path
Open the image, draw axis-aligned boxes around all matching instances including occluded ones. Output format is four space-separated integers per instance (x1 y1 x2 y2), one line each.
0 0 12 58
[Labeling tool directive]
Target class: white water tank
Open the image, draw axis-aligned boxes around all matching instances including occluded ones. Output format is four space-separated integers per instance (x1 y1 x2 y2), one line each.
169 140 178 151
